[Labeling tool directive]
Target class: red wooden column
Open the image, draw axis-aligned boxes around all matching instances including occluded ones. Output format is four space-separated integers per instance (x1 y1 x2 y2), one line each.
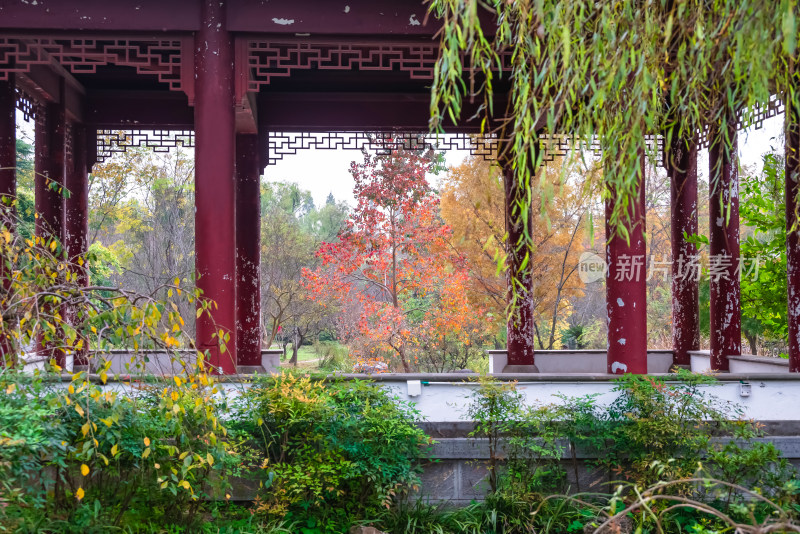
235 133 262 367
34 90 66 367
668 136 700 366
35 100 66 245
194 0 237 374
708 120 741 371
606 153 648 374
0 76 14 222
502 155 536 369
0 76 15 365
786 75 800 373
65 123 89 366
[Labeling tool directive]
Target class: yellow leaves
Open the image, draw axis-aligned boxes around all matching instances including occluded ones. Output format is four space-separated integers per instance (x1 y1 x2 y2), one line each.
100 417 113 428
75 404 85 417
49 239 57 252
142 447 151 459
171 391 180 402
75 487 85 500
5 383 15 395
144 437 151 447
174 376 182 388
111 444 119 457
81 422 91 437
206 453 214 466
179 451 189 461
160 480 169 489
100 371 108 385
81 464 90 476
179 480 191 491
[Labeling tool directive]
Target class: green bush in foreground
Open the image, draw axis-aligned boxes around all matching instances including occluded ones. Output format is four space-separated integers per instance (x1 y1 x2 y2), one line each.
228 373 431 532
2 370 799 533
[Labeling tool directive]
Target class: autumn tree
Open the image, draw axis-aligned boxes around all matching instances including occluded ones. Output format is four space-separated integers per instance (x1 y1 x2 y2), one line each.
259 182 348 358
304 146 492 372
440 153 599 350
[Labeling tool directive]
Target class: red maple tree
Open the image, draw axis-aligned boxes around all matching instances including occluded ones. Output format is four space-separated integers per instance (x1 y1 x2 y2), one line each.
303 146 492 372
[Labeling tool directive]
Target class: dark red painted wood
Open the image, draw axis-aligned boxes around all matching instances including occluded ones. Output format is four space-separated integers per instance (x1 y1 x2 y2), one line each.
606 154 648 374
66 123 89 366
503 161 535 367
0 77 14 222
35 86 67 367
194 0 237 375
235 133 262 367
228 0 436 35
786 78 800 373
0 76 15 365
708 121 741 371
668 136 699 366
0 0 200 31
35 103 66 245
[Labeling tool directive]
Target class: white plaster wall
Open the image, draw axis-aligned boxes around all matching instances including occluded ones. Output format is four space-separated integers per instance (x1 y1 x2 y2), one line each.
380 379 800 422
489 350 673 373
729 356 790 374
690 351 711 373
47 376 800 423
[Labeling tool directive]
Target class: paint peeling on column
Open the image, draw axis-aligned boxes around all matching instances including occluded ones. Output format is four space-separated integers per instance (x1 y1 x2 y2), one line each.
616 298 624 307
611 361 627 373
618 338 626 345
272 17 295 25
408 14 421 25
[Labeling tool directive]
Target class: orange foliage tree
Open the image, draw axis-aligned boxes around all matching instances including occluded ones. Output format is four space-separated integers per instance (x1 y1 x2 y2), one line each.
303 147 493 372
440 154 600 349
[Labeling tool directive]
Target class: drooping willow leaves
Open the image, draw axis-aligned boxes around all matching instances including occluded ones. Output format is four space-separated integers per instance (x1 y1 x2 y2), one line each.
426 0 799 255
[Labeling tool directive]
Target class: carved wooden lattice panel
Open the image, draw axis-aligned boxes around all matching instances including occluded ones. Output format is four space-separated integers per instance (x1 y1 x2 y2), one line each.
96 130 195 163
0 37 190 94
266 132 666 166
266 132 504 165
14 86 36 121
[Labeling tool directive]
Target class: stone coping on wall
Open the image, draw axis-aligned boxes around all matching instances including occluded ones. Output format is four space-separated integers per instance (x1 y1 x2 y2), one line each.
729 354 790 366
42 371 800 383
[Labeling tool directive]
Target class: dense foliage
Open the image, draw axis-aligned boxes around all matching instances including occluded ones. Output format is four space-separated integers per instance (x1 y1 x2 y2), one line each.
427 0 799 245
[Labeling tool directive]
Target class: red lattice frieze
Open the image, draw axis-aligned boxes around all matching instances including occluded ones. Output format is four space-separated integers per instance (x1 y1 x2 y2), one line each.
96 130 195 164
266 132 505 165
247 41 438 90
14 86 36 121
245 39 514 92
0 37 191 95
266 132 665 167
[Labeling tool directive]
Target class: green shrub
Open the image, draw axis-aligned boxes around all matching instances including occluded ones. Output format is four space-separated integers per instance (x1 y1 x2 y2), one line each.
230 373 430 531
0 368 233 532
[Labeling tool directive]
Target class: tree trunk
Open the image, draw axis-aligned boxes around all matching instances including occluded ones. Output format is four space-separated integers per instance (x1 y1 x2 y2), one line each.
290 328 300 366
745 333 758 355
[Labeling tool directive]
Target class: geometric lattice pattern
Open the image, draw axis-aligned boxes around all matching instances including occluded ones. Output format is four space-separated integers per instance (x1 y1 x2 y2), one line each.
0 37 190 93
247 40 441 90
266 132 504 165
14 85 36 121
266 132 666 167
96 130 195 163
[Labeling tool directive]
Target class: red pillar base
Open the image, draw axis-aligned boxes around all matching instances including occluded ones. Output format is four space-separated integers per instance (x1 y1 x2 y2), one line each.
503 161 535 368
669 136 700 366
606 153 648 374
235 133 262 367
66 124 89 366
0 76 16 365
708 122 741 371
787 80 800 373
